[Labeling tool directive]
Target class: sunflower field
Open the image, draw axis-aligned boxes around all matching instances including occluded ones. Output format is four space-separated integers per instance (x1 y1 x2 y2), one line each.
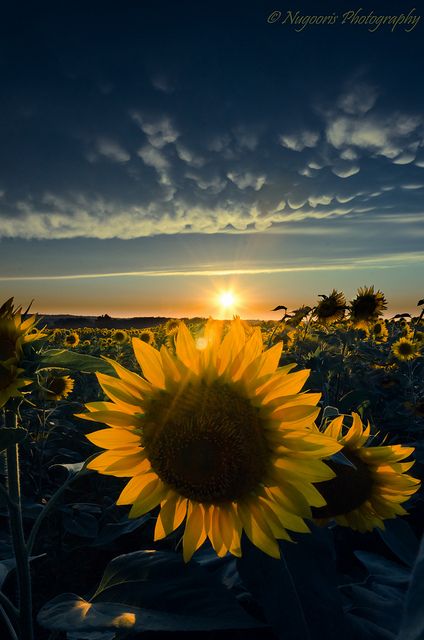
0 291 423 640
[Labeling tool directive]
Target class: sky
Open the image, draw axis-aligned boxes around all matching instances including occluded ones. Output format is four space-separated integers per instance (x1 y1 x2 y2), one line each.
0 1 423 318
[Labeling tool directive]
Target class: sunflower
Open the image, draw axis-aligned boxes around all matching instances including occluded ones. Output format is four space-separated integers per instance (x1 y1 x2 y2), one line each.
113 330 129 345
0 362 30 408
367 321 389 343
41 374 74 401
0 299 43 363
400 324 413 339
77 318 342 561
164 319 180 336
138 329 155 345
350 286 387 327
314 291 346 325
391 337 421 362
64 332 80 348
311 413 420 532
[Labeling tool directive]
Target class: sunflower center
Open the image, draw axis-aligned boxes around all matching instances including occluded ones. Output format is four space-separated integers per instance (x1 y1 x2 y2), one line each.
46 376 68 395
398 341 414 356
312 447 373 518
142 380 269 503
353 295 378 319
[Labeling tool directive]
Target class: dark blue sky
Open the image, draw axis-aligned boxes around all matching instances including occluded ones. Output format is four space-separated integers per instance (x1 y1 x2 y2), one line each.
0 1 423 316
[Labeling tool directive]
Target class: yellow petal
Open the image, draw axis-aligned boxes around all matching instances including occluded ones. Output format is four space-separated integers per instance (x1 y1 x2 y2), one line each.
86 428 140 450
104 452 151 477
217 319 245 377
102 357 152 394
154 493 188 540
176 323 200 375
132 338 166 389
271 405 320 428
183 502 207 562
238 500 280 559
116 473 158 505
75 411 143 429
129 478 168 518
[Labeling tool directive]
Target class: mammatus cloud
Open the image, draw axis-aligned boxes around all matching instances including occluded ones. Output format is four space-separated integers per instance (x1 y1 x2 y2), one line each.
331 164 360 178
95 138 131 163
279 131 320 151
131 112 179 148
1 79 424 240
337 83 379 116
227 171 266 191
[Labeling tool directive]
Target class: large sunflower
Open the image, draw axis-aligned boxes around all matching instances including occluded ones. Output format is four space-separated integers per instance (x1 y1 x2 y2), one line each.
314 290 346 325
77 318 342 561
311 413 420 532
0 298 43 364
349 286 387 327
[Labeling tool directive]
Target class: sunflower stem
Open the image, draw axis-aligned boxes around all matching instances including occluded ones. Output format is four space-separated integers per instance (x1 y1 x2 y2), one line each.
27 468 89 555
5 409 34 640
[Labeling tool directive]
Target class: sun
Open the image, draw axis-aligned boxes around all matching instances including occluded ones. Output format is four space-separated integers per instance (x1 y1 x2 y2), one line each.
219 291 236 309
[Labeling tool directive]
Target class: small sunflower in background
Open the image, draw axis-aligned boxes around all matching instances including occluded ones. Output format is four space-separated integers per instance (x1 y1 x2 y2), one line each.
314 290 346 325
0 362 30 408
350 285 387 327
77 318 342 561
367 320 389 343
400 323 414 339
311 413 420 532
164 319 180 336
64 332 80 348
138 329 155 345
41 374 74 401
113 329 129 345
391 337 421 362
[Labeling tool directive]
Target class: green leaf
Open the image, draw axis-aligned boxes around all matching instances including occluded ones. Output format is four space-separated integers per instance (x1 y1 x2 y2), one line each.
38 550 261 633
39 349 115 375
0 428 27 452
38 592 256 633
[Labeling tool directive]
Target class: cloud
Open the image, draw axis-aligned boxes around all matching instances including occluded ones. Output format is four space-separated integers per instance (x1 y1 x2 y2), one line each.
233 127 259 151
279 131 320 152
137 145 169 171
338 83 378 115
336 195 356 203
131 112 179 148
96 138 130 163
332 164 360 178
3 253 424 282
326 113 421 159
392 152 416 165
151 74 175 94
185 172 227 194
339 148 358 161
227 171 266 191
175 143 205 167
308 195 333 208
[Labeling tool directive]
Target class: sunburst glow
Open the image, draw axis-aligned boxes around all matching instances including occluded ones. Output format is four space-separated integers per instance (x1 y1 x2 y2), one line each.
219 291 236 309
